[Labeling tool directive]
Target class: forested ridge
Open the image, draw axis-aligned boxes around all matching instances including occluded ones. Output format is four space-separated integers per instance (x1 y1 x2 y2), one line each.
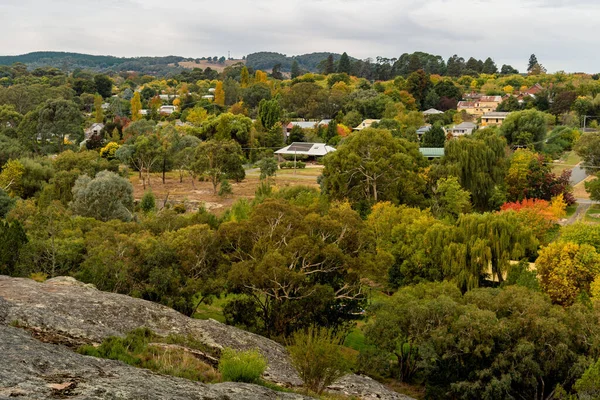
2 53 600 399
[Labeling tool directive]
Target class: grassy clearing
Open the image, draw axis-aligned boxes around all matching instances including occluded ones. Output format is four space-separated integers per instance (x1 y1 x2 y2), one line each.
586 204 600 223
78 328 221 383
552 151 581 174
193 295 235 323
566 204 578 217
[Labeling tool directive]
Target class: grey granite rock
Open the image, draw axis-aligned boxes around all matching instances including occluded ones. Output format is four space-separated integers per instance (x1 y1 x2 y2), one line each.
0 275 414 400
0 324 309 399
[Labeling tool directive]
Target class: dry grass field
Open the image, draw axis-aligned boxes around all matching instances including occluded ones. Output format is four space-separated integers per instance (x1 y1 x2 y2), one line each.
171 59 245 72
130 166 322 215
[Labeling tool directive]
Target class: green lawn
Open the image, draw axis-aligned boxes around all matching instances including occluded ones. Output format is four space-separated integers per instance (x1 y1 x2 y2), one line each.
566 204 578 218
552 151 581 174
585 204 600 223
193 295 234 323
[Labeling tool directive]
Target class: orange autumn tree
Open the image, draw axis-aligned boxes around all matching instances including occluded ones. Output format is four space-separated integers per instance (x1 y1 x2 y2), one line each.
500 195 566 243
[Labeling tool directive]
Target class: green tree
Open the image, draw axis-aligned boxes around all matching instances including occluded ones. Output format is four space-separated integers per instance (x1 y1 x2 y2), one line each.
291 60 301 79
527 54 539 72
449 211 538 287
257 99 281 130
38 99 83 152
257 157 277 181
70 170 134 222
288 125 304 143
481 57 498 74
500 109 549 150
115 133 162 189
431 176 471 220
0 219 27 276
337 52 351 74
0 188 14 218
140 190 156 213
322 128 427 207
575 132 600 174
441 131 507 211
192 140 244 195
421 122 445 147
406 69 432 109
324 54 334 74
93 74 113 98
363 283 597 399
288 327 349 394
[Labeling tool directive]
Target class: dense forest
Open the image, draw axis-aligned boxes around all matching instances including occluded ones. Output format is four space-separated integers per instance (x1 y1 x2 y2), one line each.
3 53 600 399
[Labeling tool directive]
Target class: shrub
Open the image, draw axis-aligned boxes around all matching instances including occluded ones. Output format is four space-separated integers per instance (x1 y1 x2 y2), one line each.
218 179 233 197
140 190 156 213
279 161 306 169
287 327 350 394
218 348 267 384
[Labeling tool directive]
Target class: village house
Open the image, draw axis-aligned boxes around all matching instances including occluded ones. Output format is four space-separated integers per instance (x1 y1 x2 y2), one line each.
448 122 477 137
274 142 336 161
159 105 176 115
422 108 444 116
84 123 104 140
481 111 510 127
457 95 502 117
286 121 318 133
353 119 380 131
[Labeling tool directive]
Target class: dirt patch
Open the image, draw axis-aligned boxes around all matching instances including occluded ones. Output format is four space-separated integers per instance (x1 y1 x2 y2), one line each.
573 176 594 199
131 171 320 215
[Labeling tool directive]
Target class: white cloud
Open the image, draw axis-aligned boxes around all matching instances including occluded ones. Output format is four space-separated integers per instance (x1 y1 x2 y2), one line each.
0 0 598 72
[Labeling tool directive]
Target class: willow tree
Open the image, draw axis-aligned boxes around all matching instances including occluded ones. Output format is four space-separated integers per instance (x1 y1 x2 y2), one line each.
322 128 427 208
445 212 538 288
443 130 507 211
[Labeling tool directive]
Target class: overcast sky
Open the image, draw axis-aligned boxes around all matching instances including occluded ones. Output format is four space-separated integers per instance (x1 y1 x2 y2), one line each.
0 0 597 73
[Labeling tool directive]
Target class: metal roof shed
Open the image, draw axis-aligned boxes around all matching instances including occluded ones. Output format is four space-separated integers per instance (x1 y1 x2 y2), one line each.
274 142 337 157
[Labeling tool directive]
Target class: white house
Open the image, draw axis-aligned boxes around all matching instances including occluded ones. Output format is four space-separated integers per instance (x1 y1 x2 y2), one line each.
448 122 477 137
84 123 104 140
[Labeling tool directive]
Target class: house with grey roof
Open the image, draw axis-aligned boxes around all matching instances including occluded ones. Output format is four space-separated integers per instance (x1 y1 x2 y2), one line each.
449 122 477 137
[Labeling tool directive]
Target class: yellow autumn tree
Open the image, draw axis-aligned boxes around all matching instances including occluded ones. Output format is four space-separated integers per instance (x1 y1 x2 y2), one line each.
94 94 104 123
240 66 250 88
130 92 142 121
0 159 25 197
536 241 600 305
214 81 225 107
186 107 208 126
173 98 181 109
549 194 567 220
503 85 514 94
255 70 268 83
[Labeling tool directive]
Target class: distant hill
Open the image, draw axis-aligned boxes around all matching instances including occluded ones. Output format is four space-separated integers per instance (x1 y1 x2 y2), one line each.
245 52 349 72
0 51 192 76
0 51 353 76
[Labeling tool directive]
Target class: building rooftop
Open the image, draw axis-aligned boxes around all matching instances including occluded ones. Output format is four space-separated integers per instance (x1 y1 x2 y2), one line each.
419 148 445 158
275 142 336 157
482 112 510 118
423 108 444 115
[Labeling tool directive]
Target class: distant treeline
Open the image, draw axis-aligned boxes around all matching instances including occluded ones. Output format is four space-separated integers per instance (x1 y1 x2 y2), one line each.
246 51 520 80
0 50 520 79
0 52 190 76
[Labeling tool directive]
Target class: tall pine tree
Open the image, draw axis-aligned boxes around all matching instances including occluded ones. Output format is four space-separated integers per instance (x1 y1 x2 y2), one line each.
337 52 351 74
291 60 301 79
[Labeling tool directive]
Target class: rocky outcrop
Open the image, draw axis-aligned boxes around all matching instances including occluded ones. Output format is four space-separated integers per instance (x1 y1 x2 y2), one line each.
0 324 309 399
0 275 414 400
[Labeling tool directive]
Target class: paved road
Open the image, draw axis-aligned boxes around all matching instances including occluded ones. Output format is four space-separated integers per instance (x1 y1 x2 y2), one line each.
570 163 589 185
